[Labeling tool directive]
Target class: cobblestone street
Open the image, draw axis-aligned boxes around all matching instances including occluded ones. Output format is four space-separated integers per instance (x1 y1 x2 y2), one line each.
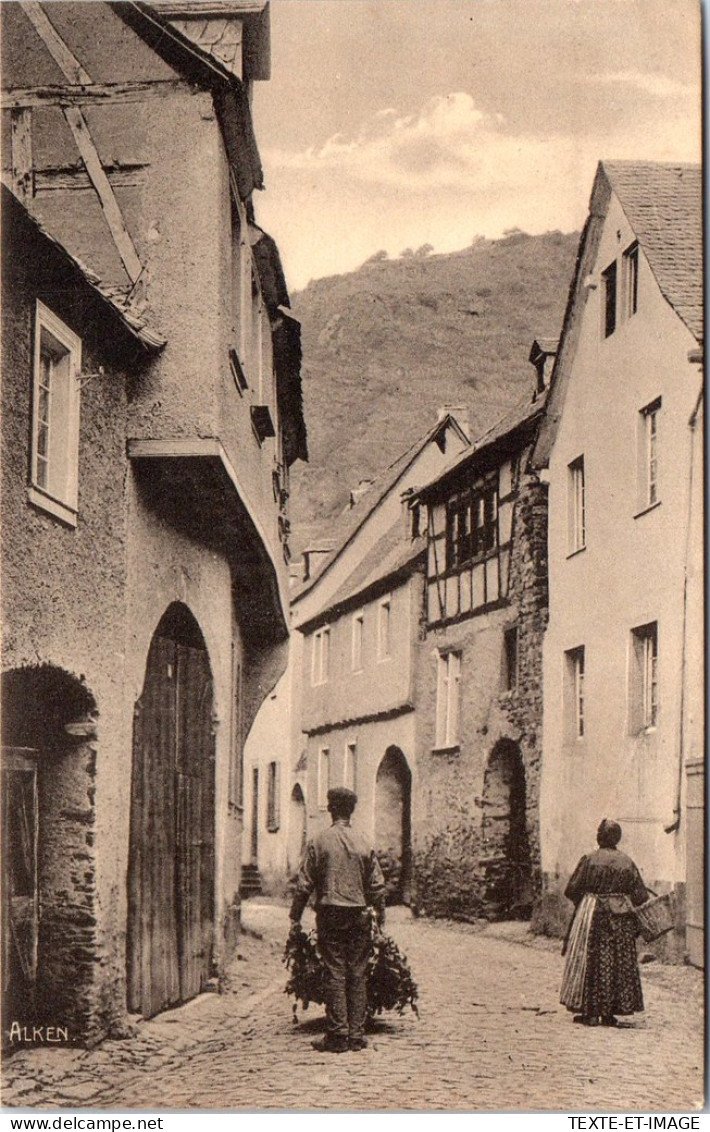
2 901 704 1113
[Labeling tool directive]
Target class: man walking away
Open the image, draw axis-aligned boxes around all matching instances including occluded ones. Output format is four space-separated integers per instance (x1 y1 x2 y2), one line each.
289 787 386 1053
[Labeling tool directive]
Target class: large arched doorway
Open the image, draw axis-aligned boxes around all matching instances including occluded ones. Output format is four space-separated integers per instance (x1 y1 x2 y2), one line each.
127 604 215 1019
480 739 532 919
287 783 307 874
374 746 412 904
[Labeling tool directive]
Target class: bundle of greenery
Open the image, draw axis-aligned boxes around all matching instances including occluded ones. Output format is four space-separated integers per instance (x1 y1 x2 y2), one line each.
283 916 419 1022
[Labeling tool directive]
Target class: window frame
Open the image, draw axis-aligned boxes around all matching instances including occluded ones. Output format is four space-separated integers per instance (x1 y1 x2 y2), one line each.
445 476 499 572
564 646 586 741
377 596 391 661
623 241 639 318
602 260 617 338
30 301 82 526
352 611 364 672
311 626 330 685
630 622 658 732
344 741 357 791
435 649 462 750
317 747 330 810
266 760 280 831
637 398 661 513
503 626 519 692
567 455 586 554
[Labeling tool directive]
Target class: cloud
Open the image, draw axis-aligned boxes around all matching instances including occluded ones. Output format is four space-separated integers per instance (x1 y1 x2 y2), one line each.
586 70 700 100
258 88 700 287
264 84 698 202
266 93 507 191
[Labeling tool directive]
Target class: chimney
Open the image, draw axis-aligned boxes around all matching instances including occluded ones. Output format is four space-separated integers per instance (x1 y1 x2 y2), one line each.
301 544 334 582
528 338 558 396
349 479 374 508
437 404 470 440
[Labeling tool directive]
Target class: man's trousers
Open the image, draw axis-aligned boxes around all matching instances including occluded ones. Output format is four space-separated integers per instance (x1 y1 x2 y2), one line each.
316 906 371 1042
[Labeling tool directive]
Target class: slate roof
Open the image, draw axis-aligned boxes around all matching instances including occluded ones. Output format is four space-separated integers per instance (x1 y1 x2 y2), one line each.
299 526 426 632
604 161 702 342
533 160 703 469
168 16 243 75
291 413 469 603
144 2 270 81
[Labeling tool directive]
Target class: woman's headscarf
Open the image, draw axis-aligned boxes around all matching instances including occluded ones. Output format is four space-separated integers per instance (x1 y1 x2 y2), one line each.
597 818 622 848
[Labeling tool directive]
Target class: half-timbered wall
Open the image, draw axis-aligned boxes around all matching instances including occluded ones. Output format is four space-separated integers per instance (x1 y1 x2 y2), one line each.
426 459 516 626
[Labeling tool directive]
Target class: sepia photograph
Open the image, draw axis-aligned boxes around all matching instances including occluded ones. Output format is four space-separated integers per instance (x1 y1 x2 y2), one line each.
0 0 704 1116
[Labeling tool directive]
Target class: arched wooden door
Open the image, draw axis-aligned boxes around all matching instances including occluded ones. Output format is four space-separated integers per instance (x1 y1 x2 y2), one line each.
480 739 531 918
287 783 307 873
127 605 215 1018
375 746 412 904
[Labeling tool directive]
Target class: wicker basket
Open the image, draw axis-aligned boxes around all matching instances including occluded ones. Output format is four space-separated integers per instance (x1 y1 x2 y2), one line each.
635 892 675 942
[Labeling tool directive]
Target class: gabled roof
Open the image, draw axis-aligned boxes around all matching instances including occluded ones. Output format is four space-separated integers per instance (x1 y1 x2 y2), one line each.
291 413 470 603
604 161 702 342
298 527 426 633
534 160 702 469
2 184 165 351
414 391 546 502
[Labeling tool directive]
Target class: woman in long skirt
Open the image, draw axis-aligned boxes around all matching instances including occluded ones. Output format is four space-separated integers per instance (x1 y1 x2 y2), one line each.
560 819 648 1027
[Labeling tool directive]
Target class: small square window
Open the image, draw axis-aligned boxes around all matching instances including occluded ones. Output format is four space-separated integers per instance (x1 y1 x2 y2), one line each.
602 260 617 338
30 302 82 525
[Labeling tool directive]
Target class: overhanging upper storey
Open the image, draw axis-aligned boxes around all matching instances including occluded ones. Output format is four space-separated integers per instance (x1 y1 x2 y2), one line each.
128 437 289 644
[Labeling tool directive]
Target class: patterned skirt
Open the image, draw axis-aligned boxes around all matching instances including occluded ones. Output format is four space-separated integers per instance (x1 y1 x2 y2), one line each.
560 894 644 1016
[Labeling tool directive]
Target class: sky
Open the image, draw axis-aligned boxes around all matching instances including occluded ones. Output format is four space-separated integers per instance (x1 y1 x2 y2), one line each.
250 0 702 291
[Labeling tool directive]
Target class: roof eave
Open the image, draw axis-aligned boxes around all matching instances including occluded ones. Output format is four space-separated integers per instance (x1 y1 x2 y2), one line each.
2 184 166 352
296 547 426 634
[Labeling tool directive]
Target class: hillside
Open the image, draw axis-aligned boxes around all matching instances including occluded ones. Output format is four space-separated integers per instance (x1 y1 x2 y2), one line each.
289 229 579 555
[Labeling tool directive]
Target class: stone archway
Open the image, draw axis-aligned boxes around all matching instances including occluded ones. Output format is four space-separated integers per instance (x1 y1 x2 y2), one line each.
480 739 532 919
1 663 98 1043
374 746 412 905
287 783 307 874
127 603 215 1019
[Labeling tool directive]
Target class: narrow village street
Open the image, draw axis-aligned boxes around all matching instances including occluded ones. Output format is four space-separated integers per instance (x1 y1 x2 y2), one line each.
3 901 704 1114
